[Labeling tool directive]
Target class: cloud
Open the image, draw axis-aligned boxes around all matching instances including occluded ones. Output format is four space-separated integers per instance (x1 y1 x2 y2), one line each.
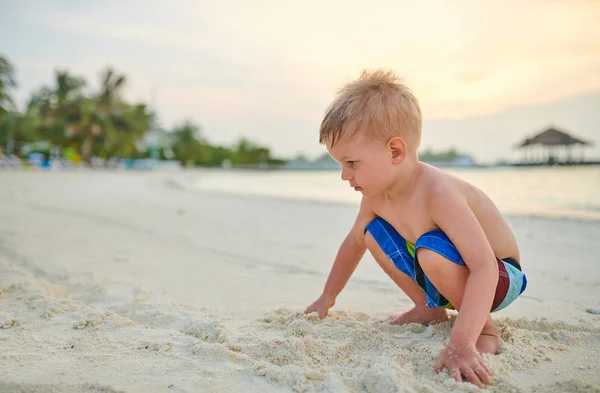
4 0 599 159
23 1 600 114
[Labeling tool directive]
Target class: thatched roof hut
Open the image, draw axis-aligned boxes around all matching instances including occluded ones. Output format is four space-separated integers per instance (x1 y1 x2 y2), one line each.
517 127 593 148
515 127 594 164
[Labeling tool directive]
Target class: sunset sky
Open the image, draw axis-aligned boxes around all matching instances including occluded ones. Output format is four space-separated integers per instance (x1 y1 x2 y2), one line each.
2 0 599 162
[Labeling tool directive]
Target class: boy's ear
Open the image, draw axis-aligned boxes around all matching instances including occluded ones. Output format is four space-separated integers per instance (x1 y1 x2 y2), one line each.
387 137 407 164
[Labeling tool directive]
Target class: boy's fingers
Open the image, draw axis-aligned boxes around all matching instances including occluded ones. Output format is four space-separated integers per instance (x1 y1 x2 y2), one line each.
476 366 490 386
451 368 462 383
477 359 490 375
480 359 490 373
462 367 483 388
305 304 318 315
433 357 445 373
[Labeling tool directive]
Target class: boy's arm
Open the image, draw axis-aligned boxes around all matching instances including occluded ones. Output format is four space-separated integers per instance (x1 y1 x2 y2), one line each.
429 185 499 345
309 198 375 314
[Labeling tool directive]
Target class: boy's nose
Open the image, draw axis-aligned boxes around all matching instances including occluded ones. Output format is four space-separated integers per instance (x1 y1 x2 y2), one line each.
341 169 352 181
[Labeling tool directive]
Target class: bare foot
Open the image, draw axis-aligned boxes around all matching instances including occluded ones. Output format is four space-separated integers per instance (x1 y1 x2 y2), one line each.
476 334 503 354
477 318 503 354
387 306 450 325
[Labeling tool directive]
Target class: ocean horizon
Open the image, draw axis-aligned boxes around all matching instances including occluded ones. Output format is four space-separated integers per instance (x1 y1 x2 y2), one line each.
176 165 600 221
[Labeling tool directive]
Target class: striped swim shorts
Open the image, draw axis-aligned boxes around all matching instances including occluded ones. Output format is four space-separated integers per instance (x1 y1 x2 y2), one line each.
365 217 527 312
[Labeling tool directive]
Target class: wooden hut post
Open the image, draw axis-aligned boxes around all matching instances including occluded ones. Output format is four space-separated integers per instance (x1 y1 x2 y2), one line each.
542 145 546 164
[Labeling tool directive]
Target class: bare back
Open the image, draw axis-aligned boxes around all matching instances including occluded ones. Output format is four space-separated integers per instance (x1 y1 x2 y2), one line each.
367 163 520 263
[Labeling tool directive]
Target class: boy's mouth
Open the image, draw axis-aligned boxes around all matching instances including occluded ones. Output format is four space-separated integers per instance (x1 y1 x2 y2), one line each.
353 186 362 191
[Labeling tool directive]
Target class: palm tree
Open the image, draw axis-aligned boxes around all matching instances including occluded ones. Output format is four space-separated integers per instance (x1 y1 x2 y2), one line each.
80 67 127 162
0 56 18 152
54 70 86 109
27 69 86 149
0 56 17 116
171 121 210 166
102 103 153 158
233 137 271 165
98 67 126 111
0 111 40 155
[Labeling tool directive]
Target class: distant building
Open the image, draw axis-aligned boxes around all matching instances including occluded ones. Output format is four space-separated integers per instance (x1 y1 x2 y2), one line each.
514 126 594 165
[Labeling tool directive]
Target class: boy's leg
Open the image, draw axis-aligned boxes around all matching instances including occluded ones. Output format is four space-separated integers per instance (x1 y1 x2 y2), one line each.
364 232 450 325
416 248 501 355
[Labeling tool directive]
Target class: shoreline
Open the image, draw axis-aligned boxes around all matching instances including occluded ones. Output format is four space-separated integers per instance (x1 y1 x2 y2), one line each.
160 170 600 223
4 166 600 222
171 184 600 224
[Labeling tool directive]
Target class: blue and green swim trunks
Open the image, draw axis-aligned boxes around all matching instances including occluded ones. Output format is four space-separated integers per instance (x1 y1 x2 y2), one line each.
365 217 527 312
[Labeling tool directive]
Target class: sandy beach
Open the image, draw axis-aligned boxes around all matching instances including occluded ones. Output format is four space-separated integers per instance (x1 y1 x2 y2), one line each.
0 169 599 393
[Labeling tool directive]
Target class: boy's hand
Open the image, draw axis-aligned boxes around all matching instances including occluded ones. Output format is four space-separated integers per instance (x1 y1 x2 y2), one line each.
304 294 335 319
434 340 490 388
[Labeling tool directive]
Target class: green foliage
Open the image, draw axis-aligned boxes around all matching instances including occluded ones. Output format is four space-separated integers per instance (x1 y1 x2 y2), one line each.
171 121 209 166
419 147 468 163
231 138 271 165
0 55 284 167
0 111 39 152
0 56 18 130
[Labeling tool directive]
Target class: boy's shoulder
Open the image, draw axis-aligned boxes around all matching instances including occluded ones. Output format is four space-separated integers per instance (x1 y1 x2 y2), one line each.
418 164 473 206
420 164 463 192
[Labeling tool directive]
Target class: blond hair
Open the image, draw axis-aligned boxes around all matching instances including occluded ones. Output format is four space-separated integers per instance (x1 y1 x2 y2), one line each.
319 69 422 150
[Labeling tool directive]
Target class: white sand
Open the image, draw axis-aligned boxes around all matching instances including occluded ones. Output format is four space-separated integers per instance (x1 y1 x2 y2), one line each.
0 169 599 393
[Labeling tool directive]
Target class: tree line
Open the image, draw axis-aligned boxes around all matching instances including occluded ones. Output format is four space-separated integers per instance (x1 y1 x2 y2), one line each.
0 55 285 167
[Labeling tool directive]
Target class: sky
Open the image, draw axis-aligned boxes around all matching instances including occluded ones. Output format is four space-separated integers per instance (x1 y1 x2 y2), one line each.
2 0 599 162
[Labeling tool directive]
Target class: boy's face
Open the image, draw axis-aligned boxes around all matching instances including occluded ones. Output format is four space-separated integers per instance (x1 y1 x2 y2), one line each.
327 134 398 198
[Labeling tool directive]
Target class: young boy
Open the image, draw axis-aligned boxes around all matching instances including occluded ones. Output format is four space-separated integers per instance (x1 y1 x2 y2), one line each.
305 70 527 388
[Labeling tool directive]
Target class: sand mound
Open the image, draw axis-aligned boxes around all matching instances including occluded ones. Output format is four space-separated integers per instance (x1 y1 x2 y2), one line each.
0 382 125 393
2 252 599 393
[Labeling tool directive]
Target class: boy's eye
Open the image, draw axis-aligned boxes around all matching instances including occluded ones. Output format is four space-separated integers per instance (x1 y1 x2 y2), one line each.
347 160 356 167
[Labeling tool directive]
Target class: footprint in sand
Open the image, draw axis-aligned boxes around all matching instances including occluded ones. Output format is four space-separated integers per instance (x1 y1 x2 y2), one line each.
180 318 229 344
73 318 89 329
0 313 15 329
72 310 105 329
